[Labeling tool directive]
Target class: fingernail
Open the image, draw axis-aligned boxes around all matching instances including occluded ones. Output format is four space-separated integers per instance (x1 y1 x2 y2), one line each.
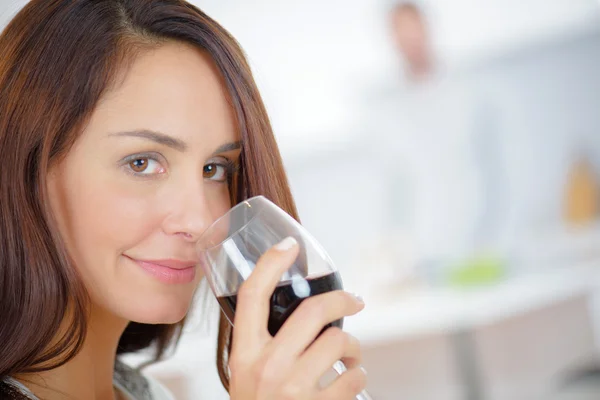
274 236 297 251
350 292 364 304
360 366 368 375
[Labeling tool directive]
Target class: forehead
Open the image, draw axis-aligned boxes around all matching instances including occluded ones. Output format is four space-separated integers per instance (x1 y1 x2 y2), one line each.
90 41 238 147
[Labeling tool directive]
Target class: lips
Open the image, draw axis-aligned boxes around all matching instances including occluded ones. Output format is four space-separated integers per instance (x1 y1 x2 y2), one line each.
136 258 197 269
125 255 198 284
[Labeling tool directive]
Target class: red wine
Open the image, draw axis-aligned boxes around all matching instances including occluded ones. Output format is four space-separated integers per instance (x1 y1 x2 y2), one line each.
217 272 343 336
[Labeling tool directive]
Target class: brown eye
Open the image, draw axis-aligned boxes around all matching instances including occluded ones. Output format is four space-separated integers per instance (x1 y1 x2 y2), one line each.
203 164 217 179
203 163 228 182
129 158 148 173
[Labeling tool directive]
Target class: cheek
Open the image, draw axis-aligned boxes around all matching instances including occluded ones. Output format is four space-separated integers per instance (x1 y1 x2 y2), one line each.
64 176 162 264
207 184 233 220
75 180 233 256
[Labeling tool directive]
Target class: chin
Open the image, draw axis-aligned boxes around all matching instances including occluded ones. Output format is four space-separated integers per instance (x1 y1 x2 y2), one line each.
124 291 195 325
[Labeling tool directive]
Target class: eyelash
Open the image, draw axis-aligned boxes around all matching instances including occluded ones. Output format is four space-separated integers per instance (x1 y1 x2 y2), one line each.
121 153 240 183
121 152 165 178
213 159 240 183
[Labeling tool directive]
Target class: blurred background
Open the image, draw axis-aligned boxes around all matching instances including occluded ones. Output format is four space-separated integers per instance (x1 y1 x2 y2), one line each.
4 0 600 399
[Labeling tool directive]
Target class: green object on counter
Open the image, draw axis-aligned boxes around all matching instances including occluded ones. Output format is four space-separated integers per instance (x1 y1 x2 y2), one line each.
446 255 506 287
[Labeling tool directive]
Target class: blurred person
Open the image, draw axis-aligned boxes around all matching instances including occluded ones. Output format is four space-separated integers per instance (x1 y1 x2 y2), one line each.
0 1 367 399
352 0 509 288
389 1 433 81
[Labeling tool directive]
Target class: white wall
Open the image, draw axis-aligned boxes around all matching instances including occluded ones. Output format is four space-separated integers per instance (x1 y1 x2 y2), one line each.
194 0 391 155
192 0 600 155
0 0 28 27
431 0 600 62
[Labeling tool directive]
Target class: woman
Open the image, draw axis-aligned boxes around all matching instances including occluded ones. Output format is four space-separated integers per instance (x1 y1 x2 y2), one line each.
0 1 367 399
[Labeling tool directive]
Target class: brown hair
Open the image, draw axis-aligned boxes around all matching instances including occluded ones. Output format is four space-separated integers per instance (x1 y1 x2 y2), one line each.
0 0 297 393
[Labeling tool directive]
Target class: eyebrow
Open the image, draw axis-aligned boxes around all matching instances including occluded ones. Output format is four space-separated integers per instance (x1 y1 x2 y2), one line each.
109 129 242 155
212 141 242 155
109 129 187 151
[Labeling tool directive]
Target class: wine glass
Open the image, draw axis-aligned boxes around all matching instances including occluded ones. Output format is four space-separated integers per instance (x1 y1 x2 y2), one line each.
197 195 371 400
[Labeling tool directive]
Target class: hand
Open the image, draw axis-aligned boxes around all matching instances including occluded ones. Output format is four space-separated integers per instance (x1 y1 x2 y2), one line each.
228 237 367 400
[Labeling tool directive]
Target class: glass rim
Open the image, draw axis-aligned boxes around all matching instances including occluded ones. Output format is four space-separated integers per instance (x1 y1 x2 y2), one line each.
196 195 268 252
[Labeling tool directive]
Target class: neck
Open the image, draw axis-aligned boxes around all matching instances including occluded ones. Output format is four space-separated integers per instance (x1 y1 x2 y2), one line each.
15 306 129 400
406 63 433 83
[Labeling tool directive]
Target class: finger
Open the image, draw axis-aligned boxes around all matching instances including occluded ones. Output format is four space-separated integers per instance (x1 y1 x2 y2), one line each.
317 365 367 400
270 290 364 359
294 328 362 385
232 236 300 350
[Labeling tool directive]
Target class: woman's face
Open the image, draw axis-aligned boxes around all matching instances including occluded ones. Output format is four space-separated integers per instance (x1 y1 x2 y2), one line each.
47 41 240 324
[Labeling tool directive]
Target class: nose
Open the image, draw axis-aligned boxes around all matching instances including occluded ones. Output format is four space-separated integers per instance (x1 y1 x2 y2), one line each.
161 183 216 243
